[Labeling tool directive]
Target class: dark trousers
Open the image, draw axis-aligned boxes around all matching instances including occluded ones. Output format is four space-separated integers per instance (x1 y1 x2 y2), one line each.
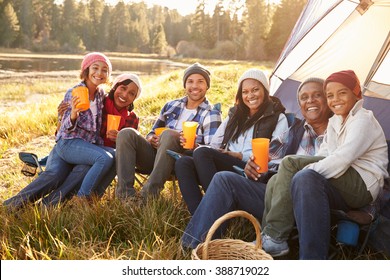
175 146 246 215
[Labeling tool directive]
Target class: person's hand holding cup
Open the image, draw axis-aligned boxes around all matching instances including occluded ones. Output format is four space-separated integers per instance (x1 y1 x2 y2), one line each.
71 86 90 111
107 114 121 141
182 121 198 149
251 138 270 174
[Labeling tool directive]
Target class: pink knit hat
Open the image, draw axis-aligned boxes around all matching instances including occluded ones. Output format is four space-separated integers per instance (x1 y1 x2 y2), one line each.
324 70 362 99
81 52 112 75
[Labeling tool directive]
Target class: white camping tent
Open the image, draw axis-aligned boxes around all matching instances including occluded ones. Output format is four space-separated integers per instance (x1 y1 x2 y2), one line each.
270 0 390 139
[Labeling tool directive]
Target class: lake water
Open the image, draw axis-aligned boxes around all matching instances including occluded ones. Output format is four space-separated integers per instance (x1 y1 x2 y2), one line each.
0 54 189 112
0 54 187 75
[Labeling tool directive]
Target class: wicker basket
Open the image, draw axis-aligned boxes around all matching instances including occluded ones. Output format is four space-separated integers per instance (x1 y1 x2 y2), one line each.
191 210 273 260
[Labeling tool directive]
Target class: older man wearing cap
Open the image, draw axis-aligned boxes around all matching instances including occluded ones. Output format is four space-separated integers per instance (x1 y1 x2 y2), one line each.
181 76 332 251
115 62 222 200
260 70 388 259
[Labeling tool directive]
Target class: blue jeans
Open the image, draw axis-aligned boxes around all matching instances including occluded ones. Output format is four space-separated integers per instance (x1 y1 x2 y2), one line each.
41 164 90 206
291 169 372 259
41 159 116 206
181 171 266 249
263 155 371 243
176 147 246 214
55 138 115 197
175 156 202 215
3 148 73 209
193 146 246 189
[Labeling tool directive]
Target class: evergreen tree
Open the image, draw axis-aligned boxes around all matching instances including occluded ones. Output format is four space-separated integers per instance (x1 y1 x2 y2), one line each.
108 1 132 51
211 1 223 46
50 3 61 48
98 4 111 51
0 3 20 47
244 0 269 60
151 23 167 55
77 2 91 50
14 0 33 48
129 2 150 52
191 0 213 48
228 0 246 59
149 4 165 28
86 0 104 50
59 0 84 52
164 9 191 48
0 0 307 61
266 0 307 59
33 0 55 46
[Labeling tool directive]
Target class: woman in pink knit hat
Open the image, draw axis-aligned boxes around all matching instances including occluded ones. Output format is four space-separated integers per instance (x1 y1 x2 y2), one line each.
41 72 143 205
51 52 115 198
4 65 144 209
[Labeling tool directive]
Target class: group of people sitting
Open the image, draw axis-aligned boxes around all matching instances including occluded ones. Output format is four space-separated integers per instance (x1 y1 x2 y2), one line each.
3 52 389 260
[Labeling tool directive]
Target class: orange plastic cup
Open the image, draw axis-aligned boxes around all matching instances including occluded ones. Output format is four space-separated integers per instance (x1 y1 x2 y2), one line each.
107 114 121 131
182 121 198 149
155 127 168 136
72 86 89 111
251 138 270 173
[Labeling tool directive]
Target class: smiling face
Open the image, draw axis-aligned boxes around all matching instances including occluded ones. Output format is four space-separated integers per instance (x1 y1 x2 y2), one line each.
87 61 109 87
113 81 138 110
185 73 208 107
325 81 359 121
298 82 331 126
241 78 266 116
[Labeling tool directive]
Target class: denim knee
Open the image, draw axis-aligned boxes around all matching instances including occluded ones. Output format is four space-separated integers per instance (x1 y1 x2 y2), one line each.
193 146 210 160
291 169 329 209
292 169 325 192
175 156 195 173
97 150 114 167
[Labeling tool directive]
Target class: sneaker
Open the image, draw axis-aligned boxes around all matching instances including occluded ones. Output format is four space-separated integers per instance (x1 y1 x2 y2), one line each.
261 234 289 257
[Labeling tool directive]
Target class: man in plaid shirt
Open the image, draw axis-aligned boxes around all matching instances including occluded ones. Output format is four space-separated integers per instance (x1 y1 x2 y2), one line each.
115 63 222 200
181 77 333 250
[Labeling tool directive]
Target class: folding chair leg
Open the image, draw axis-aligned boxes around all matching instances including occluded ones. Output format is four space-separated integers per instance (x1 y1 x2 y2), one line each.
357 221 375 255
134 176 143 187
32 155 43 174
135 172 148 188
172 176 177 201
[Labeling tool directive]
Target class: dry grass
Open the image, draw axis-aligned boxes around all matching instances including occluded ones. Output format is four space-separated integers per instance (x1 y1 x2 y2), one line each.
0 62 251 260
0 59 384 260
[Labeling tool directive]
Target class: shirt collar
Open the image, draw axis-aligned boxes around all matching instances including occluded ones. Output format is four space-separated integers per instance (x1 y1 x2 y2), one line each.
181 96 211 111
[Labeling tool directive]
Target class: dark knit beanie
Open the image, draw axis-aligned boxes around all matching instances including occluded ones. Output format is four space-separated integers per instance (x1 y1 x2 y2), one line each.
324 70 362 99
183 62 211 88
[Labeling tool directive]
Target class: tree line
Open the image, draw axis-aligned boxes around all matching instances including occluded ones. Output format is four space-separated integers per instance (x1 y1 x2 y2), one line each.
0 0 306 60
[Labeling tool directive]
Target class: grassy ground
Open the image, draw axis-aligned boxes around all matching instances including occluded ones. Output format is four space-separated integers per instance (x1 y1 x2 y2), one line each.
0 61 263 260
0 59 385 260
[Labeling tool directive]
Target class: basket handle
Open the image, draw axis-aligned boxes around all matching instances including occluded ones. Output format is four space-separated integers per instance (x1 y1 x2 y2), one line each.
202 210 262 260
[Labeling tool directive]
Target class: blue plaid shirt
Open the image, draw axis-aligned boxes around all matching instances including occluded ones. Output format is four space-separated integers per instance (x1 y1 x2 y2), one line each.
56 82 105 145
148 96 222 145
268 122 325 170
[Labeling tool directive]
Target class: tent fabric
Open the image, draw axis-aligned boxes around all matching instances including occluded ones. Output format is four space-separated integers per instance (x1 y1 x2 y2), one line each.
270 0 390 139
269 0 390 258
363 96 390 139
